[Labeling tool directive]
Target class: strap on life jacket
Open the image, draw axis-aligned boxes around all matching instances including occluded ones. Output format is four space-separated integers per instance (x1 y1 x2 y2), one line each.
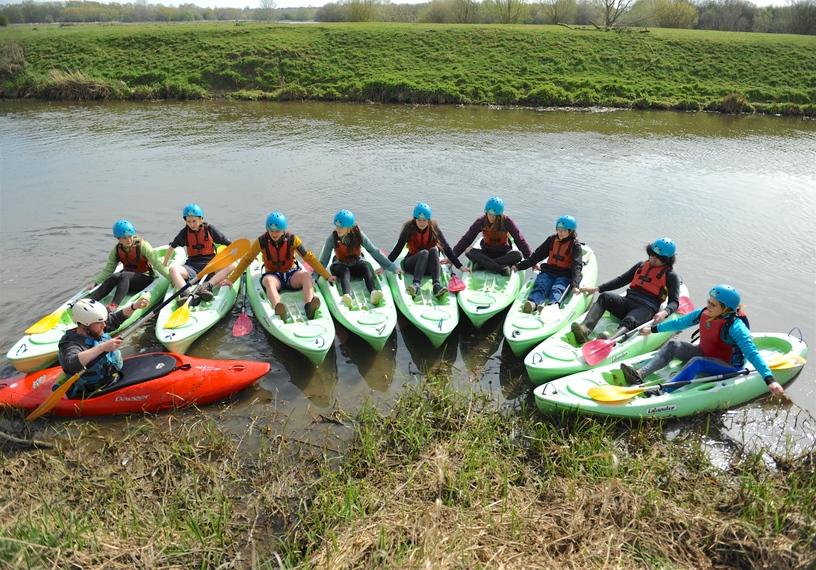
117 237 154 277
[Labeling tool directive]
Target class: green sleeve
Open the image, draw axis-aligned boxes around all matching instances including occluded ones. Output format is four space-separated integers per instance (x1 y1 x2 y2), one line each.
142 240 172 281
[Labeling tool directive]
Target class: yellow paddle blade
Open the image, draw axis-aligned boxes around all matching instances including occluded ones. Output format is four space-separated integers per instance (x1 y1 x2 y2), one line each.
768 355 807 369
24 310 65 335
26 371 81 420
164 300 191 329
587 384 645 402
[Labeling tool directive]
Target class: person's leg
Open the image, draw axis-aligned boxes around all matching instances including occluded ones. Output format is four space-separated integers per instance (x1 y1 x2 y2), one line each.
527 272 554 308
90 274 122 302
331 263 352 296
350 262 376 293
466 248 500 273
548 276 570 305
403 251 428 296
664 356 736 390
630 340 703 380
290 269 321 319
169 265 191 291
262 273 284 308
112 273 153 306
491 250 522 267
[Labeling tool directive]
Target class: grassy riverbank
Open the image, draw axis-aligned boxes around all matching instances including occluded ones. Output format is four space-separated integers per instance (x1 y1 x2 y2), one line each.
1 22 815 115
2 378 814 569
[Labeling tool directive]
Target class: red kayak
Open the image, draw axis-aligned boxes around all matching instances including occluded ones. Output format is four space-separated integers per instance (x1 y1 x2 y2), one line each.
0 353 270 416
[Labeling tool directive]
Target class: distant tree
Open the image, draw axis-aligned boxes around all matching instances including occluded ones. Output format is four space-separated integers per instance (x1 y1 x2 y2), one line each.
787 0 816 34
653 0 697 27
593 0 635 25
256 0 277 21
539 0 576 23
2 5 24 23
489 0 526 23
418 0 454 21
180 9 195 20
315 2 349 21
696 0 757 31
0 14 7 26
345 0 381 21
450 0 481 22
201 9 216 19
295 6 312 20
382 2 419 21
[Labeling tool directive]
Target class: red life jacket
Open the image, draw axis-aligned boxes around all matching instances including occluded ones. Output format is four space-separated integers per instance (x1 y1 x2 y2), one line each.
260 231 296 272
482 226 509 247
699 309 749 366
333 232 362 264
186 223 215 258
117 237 154 276
629 261 670 301
546 237 576 269
407 227 436 256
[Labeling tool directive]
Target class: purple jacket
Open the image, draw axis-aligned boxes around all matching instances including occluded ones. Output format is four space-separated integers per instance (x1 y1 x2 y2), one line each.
453 216 532 259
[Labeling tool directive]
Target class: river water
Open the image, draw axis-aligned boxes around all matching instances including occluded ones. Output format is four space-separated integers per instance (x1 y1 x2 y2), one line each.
1 101 814 459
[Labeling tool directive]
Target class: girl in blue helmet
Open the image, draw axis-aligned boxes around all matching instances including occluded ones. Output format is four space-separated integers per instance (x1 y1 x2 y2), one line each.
88 220 172 312
452 196 533 276
220 213 331 321
573 238 681 344
512 215 583 314
163 204 235 307
387 203 470 298
318 210 403 307
619 285 784 396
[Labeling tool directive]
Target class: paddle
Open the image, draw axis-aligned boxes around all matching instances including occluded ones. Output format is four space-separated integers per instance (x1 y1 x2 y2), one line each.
582 296 696 366
233 273 252 337
448 274 465 292
164 274 210 329
26 239 250 421
539 286 571 323
25 281 107 335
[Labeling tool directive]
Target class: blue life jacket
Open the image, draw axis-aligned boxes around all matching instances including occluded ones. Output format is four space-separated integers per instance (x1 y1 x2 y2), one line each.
58 330 123 397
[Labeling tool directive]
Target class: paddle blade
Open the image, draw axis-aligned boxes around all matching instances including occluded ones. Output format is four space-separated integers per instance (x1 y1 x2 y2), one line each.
582 338 615 366
678 296 695 314
26 372 81 420
164 301 191 329
768 355 807 369
233 312 252 337
200 238 250 276
587 384 644 403
449 274 465 292
539 304 559 323
25 310 65 335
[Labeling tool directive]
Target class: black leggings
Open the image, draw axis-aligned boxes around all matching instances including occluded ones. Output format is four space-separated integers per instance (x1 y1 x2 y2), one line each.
91 272 153 306
466 248 522 273
331 262 375 295
403 249 440 284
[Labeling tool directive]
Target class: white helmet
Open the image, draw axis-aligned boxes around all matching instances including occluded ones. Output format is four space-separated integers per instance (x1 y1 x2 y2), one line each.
72 299 108 326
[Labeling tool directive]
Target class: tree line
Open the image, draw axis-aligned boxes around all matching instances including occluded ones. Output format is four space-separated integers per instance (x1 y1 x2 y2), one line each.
0 0 813 35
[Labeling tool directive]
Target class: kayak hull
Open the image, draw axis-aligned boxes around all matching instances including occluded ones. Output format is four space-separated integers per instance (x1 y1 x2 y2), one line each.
533 333 807 419
0 353 270 416
387 247 459 348
457 243 522 329
504 244 598 357
525 283 692 384
6 245 183 373
246 257 334 366
317 248 397 352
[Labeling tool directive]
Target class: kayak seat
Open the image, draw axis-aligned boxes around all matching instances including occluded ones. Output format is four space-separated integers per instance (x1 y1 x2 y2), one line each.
90 353 179 398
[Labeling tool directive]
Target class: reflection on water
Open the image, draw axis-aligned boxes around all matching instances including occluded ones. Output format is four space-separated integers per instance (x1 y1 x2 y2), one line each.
1 101 814 456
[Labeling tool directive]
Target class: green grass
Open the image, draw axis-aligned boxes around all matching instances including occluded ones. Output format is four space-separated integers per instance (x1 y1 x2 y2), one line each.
1 22 815 114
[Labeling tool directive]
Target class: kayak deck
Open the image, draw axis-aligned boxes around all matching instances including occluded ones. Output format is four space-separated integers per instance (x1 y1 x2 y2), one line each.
533 332 807 419
458 263 522 329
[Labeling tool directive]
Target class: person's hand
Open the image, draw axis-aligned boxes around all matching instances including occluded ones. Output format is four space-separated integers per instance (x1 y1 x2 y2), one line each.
101 336 124 352
572 287 580 295
219 279 233 288
511 265 518 272
653 310 669 325
767 380 786 397
533 263 542 272
327 276 338 284
460 266 471 274
395 269 405 275
640 327 652 336
440 258 451 265
464 246 472 254
373 268 384 276
580 286 599 295
133 295 151 310
88 282 97 290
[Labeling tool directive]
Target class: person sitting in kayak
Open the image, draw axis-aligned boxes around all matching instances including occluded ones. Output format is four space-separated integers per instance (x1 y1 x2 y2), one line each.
163 204 234 307
220 212 330 321
387 202 470 298
572 237 680 345
318 209 403 308
452 196 532 276
511 215 583 314
620 284 784 396
57 297 151 398
87 220 171 313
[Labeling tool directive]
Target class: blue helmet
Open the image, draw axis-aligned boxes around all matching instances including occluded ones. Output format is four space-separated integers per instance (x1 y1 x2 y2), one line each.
556 215 577 231
183 204 203 218
334 210 355 228
709 284 740 310
112 220 135 238
266 212 287 231
413 203 432 220
485 197 504 216
651 237 676 258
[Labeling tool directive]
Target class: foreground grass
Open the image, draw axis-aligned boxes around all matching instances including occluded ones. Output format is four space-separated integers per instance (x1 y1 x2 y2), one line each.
1 22 815 115
1 378 814 569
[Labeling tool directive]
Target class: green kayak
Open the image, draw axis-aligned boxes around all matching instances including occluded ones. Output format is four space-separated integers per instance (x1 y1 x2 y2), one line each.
525 283 692 384
457 242 523 329
386 247 459 348
246 255 334 366
503 244 598 358
155 263 240 354
533 332 807 419
317 247 397 352
7 245 181 373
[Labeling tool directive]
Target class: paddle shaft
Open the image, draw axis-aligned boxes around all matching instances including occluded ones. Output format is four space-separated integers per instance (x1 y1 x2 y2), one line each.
647 368 750 393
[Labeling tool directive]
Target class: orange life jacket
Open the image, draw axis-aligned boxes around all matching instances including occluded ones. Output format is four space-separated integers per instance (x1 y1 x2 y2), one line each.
546 237 576 269
260 231 296 273
186 223 215 258
407 227 436 256
116 237 153 276
482 226 509 247
629 261 670 301
333 232 362 264
699 308 750 366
